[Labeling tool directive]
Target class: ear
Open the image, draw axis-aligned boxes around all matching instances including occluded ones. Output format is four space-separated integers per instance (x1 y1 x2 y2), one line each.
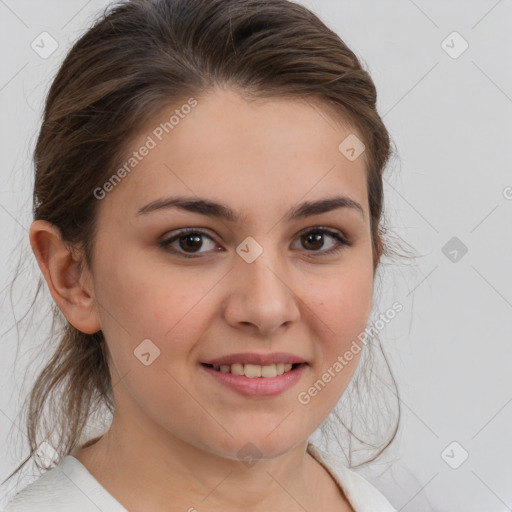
29 219 101 334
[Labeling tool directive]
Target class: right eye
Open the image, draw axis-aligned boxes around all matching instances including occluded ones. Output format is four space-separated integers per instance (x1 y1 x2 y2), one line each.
159 228 222 258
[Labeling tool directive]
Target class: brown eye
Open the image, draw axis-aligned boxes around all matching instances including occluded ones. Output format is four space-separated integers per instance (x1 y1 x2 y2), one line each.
178 233 203 252
160 229 219 258
301 232 325 251
293 227 351 256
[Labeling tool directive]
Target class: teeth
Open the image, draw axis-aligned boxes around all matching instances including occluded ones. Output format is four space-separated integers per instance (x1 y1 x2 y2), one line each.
214 362 295 378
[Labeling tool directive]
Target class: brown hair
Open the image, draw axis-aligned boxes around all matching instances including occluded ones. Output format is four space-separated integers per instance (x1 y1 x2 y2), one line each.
4 0 415 484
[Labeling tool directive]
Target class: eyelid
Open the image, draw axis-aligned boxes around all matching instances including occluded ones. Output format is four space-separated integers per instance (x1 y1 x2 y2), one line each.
159 225 351 258
159 228 220 258
296 225 349 242
292 226 351 255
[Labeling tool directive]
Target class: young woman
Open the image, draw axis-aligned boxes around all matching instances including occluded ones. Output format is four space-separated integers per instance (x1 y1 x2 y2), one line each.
3 0 404 510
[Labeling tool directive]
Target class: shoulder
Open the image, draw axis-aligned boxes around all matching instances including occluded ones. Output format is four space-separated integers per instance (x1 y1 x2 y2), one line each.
307 443 397 512
3 456 127 512
3 458 80 511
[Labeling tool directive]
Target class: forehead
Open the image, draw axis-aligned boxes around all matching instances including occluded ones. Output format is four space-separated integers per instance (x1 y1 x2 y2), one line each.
101 87 369 223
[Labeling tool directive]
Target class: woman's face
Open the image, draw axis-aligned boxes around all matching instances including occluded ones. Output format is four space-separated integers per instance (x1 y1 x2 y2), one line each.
89 86 375 460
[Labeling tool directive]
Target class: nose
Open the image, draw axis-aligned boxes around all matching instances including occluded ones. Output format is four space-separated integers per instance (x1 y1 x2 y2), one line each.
222 248 301 337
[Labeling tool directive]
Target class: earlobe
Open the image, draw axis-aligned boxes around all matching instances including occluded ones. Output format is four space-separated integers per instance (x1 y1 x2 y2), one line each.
29 219 102 334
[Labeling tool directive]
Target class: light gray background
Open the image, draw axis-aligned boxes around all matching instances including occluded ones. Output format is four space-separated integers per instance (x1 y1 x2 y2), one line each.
1 1 511 511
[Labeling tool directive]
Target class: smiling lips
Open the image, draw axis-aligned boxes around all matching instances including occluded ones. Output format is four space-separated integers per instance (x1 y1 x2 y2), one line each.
200 352 308 396
201 352 307 379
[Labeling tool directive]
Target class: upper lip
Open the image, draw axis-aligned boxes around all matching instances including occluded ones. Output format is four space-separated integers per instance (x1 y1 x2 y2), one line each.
202 352 307 366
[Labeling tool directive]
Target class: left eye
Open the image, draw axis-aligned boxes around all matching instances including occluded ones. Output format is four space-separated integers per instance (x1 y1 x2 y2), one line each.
292 227 349 254
159 227 350 258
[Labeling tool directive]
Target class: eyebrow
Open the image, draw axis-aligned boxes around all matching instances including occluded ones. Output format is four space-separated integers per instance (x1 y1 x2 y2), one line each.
136 195 365 222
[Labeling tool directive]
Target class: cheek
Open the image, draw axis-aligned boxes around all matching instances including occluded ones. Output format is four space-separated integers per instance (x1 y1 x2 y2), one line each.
96 252 215 339
297 271 372 418
309 266 374 341
92 260 210 418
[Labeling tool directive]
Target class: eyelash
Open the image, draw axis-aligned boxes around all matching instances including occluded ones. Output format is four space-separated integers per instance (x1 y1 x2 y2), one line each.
159 227 351 259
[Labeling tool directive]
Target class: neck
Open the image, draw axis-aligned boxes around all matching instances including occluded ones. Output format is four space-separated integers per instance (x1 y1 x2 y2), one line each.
73 417 329 512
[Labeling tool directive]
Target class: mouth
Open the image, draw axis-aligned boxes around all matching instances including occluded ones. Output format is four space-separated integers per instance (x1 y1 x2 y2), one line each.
200 362 305 378
199 362 308 397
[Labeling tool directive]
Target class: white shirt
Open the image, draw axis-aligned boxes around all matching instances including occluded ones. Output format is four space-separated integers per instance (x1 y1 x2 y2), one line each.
3 442 396 511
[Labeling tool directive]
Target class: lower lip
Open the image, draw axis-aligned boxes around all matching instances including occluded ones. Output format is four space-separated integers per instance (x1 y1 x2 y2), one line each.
200 363 308 397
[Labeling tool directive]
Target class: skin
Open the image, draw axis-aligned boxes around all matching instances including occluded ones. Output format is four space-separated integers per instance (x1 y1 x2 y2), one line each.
30 86 378 512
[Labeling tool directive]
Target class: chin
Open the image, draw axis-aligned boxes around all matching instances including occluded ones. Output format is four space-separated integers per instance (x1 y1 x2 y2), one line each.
202 428 304 463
